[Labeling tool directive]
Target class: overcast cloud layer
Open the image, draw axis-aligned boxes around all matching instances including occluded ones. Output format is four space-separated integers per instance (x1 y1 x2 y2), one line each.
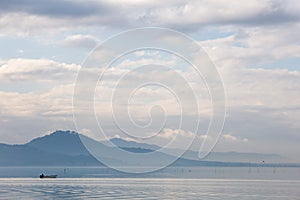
0 0 299 161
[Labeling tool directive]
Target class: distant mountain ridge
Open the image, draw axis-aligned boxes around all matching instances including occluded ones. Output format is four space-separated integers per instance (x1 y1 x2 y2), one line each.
105 137 285 163
106 137 160 151
0 130 294 167
27 130 90 156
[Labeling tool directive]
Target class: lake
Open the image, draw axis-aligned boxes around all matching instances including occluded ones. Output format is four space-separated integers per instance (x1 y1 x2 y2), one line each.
0 167 300 199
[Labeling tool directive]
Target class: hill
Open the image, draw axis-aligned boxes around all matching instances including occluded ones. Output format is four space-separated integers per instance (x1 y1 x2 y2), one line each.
0 130 294 167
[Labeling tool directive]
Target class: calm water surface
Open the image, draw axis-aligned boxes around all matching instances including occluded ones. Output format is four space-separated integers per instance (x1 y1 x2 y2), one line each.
0 178 300 199
0 167 300 199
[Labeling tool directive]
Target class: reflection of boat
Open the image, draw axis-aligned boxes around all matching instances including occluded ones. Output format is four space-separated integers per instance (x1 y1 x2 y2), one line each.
40 174 57 178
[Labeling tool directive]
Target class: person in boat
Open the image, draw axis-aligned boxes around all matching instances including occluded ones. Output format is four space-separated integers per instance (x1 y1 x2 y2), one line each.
40 174 45 178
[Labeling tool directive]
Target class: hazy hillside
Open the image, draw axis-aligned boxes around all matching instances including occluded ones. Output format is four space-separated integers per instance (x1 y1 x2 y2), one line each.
26 130 90 156
0 143 100 166
105 138 160 151
0 130 293 167
104 137 285 163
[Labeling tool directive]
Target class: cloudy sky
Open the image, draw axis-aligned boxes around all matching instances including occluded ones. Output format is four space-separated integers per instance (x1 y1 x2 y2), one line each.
0 0 299 161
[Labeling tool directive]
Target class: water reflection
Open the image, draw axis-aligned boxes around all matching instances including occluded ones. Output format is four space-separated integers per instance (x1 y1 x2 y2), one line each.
0 178 300 199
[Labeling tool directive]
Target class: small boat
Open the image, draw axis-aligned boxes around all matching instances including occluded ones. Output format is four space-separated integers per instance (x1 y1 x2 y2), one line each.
40 174 57 178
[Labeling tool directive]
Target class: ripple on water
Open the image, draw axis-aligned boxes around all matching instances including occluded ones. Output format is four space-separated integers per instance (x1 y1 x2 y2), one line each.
0 178 300 199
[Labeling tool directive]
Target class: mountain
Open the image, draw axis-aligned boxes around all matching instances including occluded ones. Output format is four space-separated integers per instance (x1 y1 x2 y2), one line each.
0 130 293 167
182 150 285 163
0 130 171 166
105 138 160 151
26 130 90 156
0 143 99 166
105 137 285 163
0 130 102 166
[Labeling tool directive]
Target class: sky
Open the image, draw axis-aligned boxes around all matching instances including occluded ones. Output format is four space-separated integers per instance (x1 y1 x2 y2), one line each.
0 0 299 161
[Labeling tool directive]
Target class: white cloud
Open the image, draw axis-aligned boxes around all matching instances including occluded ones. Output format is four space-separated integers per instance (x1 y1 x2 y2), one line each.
62 34 99 49
0 84 74 118
78 128 103 141
141 0 279 27
200 24 300 68
220 67 300 107
216 66 300 132
199 134 211 140
158 128 195 139
0 58 80 81
222 134 248 142
109 134 137 142
1 0 300 35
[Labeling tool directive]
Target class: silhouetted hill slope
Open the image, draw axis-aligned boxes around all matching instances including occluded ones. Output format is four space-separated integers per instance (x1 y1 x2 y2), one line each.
107 137 285 163
120 147 153 153
107 138 160 151
0 143 100 166
26 130 90 156
0 130 296 167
